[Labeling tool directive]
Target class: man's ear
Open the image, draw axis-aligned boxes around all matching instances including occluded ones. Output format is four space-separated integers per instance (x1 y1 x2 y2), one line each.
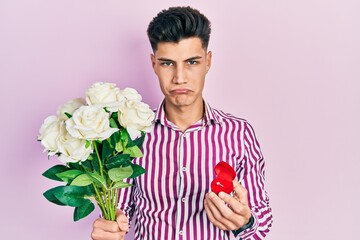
150 54 156 69
206 51 212 73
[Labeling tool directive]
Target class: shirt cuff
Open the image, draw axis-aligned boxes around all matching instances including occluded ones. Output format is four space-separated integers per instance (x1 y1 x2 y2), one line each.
232 211 259 239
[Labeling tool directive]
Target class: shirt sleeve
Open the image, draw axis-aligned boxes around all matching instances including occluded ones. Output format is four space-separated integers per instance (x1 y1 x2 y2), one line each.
117 178 136 223
233 121 273 239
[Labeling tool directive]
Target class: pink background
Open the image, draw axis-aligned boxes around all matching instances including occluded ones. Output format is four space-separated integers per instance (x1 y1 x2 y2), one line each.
1 0 359 239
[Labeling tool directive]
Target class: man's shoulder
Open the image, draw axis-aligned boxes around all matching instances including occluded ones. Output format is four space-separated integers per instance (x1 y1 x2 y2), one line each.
210 106 249 125
211 107 260 138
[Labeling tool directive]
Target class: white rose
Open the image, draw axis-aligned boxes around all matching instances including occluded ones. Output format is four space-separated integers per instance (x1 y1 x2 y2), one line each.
57 98 86 121
106 88 143 112
66 105 118 140
119 88 142 102
38 116 66 155
118 100 155 140
58 133 93 163
86 82 123 111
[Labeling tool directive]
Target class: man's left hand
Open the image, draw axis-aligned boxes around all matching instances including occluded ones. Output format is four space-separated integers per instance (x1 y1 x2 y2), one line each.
204 180 252 231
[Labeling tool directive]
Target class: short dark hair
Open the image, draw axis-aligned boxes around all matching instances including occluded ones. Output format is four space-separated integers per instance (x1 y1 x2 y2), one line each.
147 6 211 52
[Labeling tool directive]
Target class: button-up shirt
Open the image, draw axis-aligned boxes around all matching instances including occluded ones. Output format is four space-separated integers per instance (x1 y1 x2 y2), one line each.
118 101 273 239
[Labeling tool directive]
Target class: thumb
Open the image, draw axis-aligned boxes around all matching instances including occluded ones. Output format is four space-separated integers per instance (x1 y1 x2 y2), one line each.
116 209 129 232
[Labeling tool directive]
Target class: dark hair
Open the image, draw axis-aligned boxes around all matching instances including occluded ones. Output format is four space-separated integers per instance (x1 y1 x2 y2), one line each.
147 6 211 52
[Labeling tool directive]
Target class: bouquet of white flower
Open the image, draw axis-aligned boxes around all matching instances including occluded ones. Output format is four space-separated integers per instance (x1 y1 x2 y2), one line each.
38 82 154 221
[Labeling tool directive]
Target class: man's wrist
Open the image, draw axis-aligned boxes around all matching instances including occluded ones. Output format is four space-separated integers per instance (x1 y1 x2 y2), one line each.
232 214 255 236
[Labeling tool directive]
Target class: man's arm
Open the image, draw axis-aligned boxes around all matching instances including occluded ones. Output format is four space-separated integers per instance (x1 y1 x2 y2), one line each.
237 122 273 239
204 122 273 239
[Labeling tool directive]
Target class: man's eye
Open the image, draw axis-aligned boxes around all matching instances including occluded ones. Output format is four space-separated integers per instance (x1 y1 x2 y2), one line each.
188 60 198 65
161 61 173 66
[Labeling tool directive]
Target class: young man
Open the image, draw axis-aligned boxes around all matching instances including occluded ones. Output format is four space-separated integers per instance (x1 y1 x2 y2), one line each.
91 6 272 240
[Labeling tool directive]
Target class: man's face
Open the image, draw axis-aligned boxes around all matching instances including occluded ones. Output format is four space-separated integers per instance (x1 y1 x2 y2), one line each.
151 37 212 110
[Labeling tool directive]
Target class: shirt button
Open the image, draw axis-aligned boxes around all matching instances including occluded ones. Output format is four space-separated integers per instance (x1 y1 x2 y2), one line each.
179 230 183 235
181 198 186 202
182 167 186 171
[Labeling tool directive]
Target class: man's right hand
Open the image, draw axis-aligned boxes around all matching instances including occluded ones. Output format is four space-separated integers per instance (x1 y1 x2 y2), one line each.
91 210 129 240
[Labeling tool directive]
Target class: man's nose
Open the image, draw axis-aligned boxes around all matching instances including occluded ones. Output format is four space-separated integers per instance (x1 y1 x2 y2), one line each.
172 65 187 84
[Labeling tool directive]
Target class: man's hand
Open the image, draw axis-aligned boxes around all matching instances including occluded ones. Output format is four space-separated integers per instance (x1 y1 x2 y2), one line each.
91 209 129 240
204 180 252 231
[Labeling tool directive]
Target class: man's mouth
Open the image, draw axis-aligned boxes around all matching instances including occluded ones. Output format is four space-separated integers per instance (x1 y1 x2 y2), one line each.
170 89 192 94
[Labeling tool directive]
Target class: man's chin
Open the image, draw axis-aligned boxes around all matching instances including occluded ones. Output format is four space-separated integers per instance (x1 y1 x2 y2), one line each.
166 98 191 108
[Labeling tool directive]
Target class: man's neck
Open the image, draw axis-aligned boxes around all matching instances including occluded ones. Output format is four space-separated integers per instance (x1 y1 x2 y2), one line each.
164 100 204 132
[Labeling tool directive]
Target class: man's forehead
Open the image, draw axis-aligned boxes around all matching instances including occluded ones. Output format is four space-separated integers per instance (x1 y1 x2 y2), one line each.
154 38 206 60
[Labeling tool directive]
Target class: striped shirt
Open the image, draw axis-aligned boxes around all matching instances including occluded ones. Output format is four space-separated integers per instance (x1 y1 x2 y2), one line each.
118 101 273 240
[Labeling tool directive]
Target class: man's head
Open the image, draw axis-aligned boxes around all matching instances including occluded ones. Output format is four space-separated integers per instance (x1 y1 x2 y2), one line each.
149 7 212 113
147 6 211 52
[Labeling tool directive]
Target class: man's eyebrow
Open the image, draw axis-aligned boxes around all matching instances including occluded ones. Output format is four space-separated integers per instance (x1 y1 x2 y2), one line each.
184 56 202 62
157 57 173 61
157 56 203 62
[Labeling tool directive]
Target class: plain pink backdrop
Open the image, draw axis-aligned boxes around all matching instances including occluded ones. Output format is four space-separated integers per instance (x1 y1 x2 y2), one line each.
1 0 359 239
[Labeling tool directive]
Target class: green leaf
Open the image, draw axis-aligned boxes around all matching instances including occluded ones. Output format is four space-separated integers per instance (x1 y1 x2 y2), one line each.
123 145 143 158
109 117 118 129
81 159 93 171
70 174 92 186
135 132 146 147
85 140 91 149
87 172 107 188
110 130 120 143
73 199 95 221
121 159 132 167
56 170 83 183
102 140 113 160
92 154 100 172
126 132 145 148
105 154 130 170
108 166 133 182
110 111 118 119
129 164 146 178
53 186 87 207
111 132 123 152
111 181 132 189
67 162 81 170
64 112 72 118
43 186 66 206
115 141 124 152
42 165 68 182
83 184 96 196
120 129 129 145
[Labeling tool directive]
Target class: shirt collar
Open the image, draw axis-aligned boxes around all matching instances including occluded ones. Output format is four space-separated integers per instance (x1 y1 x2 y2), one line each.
154 99 222 127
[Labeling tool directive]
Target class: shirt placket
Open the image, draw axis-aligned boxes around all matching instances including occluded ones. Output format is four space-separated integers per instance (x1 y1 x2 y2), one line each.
175 131 187 240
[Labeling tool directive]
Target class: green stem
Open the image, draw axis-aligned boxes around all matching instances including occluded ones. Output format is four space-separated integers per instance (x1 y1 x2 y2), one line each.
92 144 114 219
93 142 103 176
108 189 112 219
93 186 118 221
81 164 108 219
109 190 113 220
87 143 118 221
93 183 107 217
113 188 119 217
